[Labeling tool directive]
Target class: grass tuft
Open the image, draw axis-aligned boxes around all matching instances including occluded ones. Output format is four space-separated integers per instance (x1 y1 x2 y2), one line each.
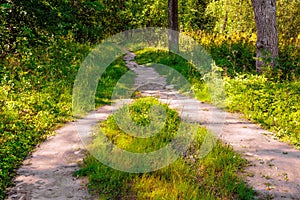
76 97 254 199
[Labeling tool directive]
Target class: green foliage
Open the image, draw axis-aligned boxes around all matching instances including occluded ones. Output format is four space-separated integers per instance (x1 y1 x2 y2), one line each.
0 36 88 198
225 75 300 147
119 0 214 32
76 98 253 199
187 31 300 78
187 30 257 77
0 88 71 191
205 0 255 34
123 0 168 29
0 0 106 57
135 48 202 85
179 0 214 31
277 0 300 39
277 36 300 79
204 0 300 39
134 48 300 149
95 57 134 106
201 0 300 78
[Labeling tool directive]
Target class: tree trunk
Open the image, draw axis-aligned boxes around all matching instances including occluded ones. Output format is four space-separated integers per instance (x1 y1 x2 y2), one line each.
221 0 229 33
221 11 228 33
168 0 179 52
251 0 279 72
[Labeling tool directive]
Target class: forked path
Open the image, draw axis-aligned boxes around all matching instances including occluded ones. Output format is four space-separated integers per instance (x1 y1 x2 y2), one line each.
6 52 300 200
123 51 300 200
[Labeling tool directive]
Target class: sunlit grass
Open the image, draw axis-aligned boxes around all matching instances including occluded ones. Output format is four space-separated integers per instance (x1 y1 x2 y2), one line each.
95 57 135 106
76 97 254 199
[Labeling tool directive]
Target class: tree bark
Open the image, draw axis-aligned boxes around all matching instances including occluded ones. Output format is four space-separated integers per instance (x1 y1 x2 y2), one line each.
168 0 179 52
221 0 229 33
251 0 279 72
221 11 228 33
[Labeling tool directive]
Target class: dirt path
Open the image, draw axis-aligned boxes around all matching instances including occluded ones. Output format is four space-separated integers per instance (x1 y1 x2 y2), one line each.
5 122 96 200
123 51 300 199
6 51 300 199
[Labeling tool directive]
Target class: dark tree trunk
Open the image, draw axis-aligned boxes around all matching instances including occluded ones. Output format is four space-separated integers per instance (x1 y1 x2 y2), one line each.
221 0 229 33
251 0 279 72
168 0 179 52
221 11 228 33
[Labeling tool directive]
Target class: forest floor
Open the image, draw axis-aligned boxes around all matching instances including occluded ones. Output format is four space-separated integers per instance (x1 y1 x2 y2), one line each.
6 51 300 200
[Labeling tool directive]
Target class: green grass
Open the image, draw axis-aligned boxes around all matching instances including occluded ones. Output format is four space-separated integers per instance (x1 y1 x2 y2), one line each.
95 57 135 106
225 75 300 147
76 97 254 199
0 39 88 198
0 39 131 199
135 48 202 85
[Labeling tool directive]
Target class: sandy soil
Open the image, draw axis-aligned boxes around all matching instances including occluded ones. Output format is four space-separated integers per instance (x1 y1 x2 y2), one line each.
5 122 97 200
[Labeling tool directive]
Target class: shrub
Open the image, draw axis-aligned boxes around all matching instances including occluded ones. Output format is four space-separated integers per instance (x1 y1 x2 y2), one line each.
225 75 300 146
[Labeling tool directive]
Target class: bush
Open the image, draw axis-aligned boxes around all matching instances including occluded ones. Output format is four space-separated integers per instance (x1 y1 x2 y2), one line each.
225 75 300 147
187 31 300 79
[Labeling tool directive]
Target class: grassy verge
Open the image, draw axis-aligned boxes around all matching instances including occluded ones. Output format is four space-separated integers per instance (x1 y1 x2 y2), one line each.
95 57 134 106
76 97 254 199
225 75 300 147
0 39 87 198
0 38 130 198
134 48 300 148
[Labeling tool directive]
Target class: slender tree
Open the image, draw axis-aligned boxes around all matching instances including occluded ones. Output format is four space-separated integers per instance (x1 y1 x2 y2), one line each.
221 0 229 33
168 0 179 52
251 0 279 72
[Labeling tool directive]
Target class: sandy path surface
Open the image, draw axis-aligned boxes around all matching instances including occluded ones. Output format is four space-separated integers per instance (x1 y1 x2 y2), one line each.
5 122 97 200
6 51 300 200
123 51 300 199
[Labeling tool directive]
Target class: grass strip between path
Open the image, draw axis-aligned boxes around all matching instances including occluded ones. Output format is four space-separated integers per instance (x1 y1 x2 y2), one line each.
76 97 254 199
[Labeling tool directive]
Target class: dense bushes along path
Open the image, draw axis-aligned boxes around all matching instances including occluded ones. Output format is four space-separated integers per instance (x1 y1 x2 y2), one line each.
6 51 300 199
